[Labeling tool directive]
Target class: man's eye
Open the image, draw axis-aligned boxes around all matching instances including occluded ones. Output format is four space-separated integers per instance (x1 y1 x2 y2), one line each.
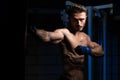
79 19 84 21
73 18 78 21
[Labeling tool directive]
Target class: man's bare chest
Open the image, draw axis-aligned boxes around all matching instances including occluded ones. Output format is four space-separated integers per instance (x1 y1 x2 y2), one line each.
75 34 88 46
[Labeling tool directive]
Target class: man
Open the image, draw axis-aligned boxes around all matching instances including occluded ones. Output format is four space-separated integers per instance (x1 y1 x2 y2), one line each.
33 4 104 80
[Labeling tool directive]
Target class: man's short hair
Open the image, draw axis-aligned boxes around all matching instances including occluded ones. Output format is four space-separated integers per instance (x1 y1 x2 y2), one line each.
66 4 87 16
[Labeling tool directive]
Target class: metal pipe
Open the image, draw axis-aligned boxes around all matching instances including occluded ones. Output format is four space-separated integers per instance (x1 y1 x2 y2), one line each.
87 6 93 80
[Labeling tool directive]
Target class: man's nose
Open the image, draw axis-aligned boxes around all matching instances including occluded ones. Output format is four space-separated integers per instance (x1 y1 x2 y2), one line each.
77 20 81 26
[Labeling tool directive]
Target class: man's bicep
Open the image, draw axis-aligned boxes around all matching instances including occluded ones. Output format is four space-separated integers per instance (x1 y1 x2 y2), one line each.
88 41 104 56
87 36 104 56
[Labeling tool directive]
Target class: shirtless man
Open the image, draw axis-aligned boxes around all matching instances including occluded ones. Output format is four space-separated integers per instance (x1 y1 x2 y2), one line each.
33 4 104 80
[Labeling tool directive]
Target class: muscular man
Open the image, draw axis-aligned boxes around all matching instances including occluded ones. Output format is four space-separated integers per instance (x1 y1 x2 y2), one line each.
33 4 104 80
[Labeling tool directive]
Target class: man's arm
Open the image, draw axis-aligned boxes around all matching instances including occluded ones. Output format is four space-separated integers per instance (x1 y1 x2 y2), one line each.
74 36 104 57
84 36 104 57
35 28 64 44
58 29 104 57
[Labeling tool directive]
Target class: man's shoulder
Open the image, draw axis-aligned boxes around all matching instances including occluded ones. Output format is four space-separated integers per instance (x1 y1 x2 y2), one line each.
79 31 87 35
78 32 89 37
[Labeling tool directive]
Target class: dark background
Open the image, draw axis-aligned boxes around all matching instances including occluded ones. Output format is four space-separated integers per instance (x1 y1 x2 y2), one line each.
1 0 119 80
24 0 120 80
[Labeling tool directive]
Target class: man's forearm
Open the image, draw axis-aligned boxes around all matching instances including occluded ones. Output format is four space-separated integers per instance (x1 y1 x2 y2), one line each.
36 29 50 42
88 42 104 56
35 29 64 43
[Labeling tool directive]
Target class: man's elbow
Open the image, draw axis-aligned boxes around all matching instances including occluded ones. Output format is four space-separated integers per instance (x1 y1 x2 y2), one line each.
99 50 104 57
92 48 104 57
97 50 104 57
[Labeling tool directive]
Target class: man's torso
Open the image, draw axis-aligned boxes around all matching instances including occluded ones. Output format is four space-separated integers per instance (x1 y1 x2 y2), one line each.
60 32 88 80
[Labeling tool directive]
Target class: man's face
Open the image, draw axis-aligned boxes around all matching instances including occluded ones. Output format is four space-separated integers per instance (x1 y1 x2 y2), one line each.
69 12 87 31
